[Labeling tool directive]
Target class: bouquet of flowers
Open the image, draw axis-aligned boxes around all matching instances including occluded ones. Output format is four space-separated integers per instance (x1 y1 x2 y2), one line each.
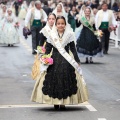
14 22 20 28
37 46 46 54
40 54 53 65
34 46 46 55
94 30 103 37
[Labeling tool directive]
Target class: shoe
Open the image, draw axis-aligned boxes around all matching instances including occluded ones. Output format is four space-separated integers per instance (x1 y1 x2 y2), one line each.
85 57 89 63
85 59 89 63
90 60 93 63
60 105 66 110
90 57 93 63
54 105 59 110
11 44 14 47
8 44 10 47
103 51 108 54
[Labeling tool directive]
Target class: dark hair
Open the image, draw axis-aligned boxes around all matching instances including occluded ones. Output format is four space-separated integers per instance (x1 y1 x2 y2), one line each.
55 16 66 25
112 2 118 7
43 1 48 6
101 2 108 7
48 13 56 19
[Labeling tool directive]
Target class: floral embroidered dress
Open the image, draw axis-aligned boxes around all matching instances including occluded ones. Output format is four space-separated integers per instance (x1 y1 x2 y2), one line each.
0 14 20 45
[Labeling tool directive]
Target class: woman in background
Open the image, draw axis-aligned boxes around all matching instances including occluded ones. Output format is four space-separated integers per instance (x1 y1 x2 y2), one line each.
76 7 103 63
31 13 56 81
18 1 28 20
0 8 20 46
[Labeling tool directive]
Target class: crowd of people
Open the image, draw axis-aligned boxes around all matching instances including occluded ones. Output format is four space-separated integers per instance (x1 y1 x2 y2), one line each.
0 0 120 110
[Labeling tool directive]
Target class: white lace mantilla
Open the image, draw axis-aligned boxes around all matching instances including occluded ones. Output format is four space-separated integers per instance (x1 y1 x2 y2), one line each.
48 32 76 47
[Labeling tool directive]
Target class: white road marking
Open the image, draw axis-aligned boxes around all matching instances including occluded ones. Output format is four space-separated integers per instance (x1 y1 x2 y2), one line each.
116 99 120 101
22 74 27 77
85 104 97 111
98 118 107 120
0 102 97 112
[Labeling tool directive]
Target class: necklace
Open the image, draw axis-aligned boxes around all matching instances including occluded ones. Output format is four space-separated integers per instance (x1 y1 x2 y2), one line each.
58 30 64 41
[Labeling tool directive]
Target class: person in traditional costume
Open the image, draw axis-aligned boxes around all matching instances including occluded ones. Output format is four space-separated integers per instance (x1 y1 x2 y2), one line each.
25 0 47 54
75 5 86 39
68 6 78 32
0 8 20 46
76 7 103 63
31 16 88 110
0 5 7 42
13 0 20 16
42 1 52 16
11 2 16 15
52 2 68 20
18 1 28 20
95 2 117 54
0 5 7 20
31 13 56 81
39 13 56 46
28 1 35 11
0 3 3 14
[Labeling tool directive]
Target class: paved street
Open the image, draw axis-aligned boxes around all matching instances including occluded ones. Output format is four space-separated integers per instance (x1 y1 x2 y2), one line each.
0 23 120 120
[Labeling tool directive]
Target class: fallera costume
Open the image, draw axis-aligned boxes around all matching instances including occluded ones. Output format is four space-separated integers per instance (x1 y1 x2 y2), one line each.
31 22 52 81
31 23 88 105
0 13 20 45
18 3 28 20
76 15 103 57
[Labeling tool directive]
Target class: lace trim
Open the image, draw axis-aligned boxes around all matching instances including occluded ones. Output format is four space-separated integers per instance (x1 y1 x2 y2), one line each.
47 32 76 48
40 26 50 39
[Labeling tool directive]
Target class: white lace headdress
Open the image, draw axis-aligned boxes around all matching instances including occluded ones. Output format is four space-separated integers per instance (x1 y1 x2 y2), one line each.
52 2 67 20
78 6 95 25
47 16 76 48
28 1 35 10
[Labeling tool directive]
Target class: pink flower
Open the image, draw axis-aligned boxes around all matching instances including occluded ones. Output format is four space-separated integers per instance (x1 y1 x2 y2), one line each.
46 58 53 65
42 46 46 52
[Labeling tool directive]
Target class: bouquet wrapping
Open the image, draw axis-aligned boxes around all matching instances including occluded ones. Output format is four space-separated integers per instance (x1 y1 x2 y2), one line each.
40 54 53 73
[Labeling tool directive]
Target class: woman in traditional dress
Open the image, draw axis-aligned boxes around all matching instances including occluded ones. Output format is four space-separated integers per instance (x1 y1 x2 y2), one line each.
11 2 16 15
18 1 28 20
0 5 7 42
0 3 3 14
0 8 20 46
53 2 68 20
31 16 88 110
0 5 7 21
31 13 56 81
28 1 35 11
76 7 103 63
75 5 86 39
68 6 78 32
39 13 56 46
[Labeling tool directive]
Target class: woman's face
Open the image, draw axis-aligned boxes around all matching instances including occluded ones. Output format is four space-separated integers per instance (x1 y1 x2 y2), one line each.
57 4 62 12
48 14 56 27
72 6 76 11
85 8 91 16
7 10 12 15
56 18 66 33
3 6 6 12
31 2 35 7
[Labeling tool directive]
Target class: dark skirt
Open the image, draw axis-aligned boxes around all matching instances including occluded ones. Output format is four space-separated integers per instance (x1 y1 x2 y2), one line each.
42 49 78 100
77 26 102 57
